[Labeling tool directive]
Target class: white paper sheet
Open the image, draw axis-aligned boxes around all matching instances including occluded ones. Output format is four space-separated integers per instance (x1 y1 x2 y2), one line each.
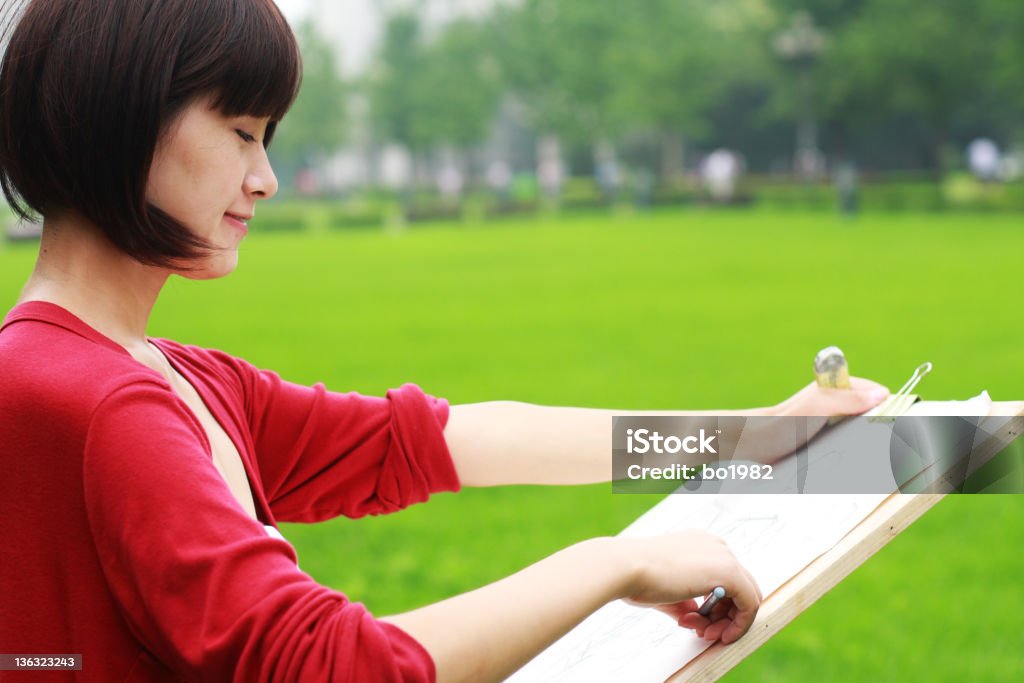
904 391 992 417
508 393 993 683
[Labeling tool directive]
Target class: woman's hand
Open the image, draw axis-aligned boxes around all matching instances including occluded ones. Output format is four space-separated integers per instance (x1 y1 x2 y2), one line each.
730 375 892 463
382 533 760 682
774 376 890 417
619 531 762 644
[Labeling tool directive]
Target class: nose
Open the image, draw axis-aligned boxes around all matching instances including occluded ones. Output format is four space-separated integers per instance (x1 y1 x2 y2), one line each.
244 148 279 200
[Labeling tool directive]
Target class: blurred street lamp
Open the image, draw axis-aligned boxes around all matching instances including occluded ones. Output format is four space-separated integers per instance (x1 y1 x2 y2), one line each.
774 12 827 181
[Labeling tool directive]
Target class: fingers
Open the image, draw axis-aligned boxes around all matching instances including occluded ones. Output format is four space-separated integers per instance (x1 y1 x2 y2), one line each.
653 599 699 621
681 597 758 644
849 376 889 393
722 563 760 616
697 544 760 642
683 598 734 641
848 376 891 410
818 381 890 415
632 531 762 645
742 565 763 603
719 619 746 644
703 615 732 642
678 561 762 644
678 612 709 630
716 594 757 643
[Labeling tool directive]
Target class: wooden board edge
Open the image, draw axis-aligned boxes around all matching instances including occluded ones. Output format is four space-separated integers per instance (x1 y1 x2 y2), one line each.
666 492 943 682
667 400 1024 682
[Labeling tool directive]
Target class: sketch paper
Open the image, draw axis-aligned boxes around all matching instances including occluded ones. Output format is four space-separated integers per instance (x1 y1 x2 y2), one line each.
508 393 993 683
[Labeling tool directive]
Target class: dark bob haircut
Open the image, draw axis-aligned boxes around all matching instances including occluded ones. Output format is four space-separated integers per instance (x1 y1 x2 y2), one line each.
0 0 302 266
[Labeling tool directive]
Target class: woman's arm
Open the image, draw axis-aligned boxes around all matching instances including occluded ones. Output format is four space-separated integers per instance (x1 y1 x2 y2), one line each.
444 378 891 486
382 531 761 683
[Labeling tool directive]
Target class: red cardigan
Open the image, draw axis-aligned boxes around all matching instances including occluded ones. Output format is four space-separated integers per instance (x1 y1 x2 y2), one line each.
0 301 461 682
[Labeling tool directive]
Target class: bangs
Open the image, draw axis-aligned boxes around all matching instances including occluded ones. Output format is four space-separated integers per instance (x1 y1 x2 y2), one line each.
170 0 302 127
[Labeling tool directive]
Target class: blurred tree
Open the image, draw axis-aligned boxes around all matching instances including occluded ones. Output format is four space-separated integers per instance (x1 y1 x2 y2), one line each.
733 0 1022 172
361 0 1022 178
367 13 425 153
368 13 500 180
610 0 774 181
269 20 347 177
410 19 503 152
495 0 623 150
979 0 1024 144
769 0 867 30
815 0 995 176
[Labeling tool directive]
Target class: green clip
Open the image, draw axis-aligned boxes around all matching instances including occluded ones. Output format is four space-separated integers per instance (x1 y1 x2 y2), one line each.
871 362 933 422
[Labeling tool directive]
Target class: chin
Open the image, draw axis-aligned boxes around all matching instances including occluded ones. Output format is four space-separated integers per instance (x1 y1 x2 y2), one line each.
176 251 240 281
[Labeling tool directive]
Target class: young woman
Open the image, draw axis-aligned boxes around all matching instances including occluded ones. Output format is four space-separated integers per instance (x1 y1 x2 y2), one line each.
0 1 890 681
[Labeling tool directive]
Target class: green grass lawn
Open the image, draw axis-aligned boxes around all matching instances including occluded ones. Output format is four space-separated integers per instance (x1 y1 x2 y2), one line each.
2 207 1021 681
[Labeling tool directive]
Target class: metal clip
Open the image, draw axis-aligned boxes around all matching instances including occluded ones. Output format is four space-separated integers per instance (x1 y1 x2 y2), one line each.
871 362 933 421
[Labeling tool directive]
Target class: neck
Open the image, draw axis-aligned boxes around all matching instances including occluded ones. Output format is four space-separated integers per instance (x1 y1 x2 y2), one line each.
18 212 170 352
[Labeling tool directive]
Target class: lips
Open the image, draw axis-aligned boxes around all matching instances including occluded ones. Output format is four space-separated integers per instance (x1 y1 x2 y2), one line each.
224 212 251 233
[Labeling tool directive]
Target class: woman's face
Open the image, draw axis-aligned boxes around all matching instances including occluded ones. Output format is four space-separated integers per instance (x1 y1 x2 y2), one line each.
146 96 278 279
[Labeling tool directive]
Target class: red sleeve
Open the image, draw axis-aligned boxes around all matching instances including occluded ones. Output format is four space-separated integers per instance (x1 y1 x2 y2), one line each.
209 350 461 523
83 381 437 682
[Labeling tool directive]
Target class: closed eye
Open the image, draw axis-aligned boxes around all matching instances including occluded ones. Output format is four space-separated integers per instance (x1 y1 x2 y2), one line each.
236 129 257 144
